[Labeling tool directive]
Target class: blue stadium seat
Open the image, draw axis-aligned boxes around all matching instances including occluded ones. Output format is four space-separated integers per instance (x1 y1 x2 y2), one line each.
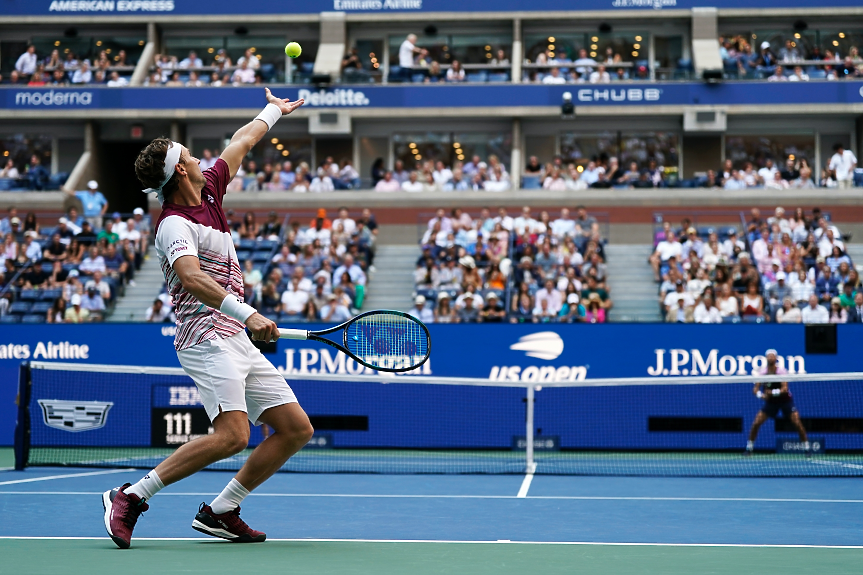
809 69 827 79
412 73 426 83
41 263 54 274
19 290 40 301
30 301 53 314
21 314 46 323
721 316 741 324
741 316 764 323
9 302 32 315
466 72 488 83
279 314 307 323
252 251 271 262
257 240 278 250
0 179 14 191
41 288 62 301
0 315 21 324
238 239 257 250
488 72 510 82
236 250 252 262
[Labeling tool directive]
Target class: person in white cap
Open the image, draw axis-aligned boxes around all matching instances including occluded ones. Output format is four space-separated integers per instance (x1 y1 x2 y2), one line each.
100 88 306 550
63 293 90 323
746 349 809 455
408 294 434 323
63 179 108 232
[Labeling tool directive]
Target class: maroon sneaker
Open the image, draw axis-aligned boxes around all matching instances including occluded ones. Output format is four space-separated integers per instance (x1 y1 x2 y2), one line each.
102 483 149 549
192 503 266 543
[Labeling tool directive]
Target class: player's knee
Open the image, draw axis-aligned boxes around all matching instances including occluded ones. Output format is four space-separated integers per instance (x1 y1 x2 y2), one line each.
296 421 314 444
221 429 249 456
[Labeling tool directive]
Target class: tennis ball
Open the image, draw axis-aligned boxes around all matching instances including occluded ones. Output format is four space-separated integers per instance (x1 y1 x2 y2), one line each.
285 42 302 58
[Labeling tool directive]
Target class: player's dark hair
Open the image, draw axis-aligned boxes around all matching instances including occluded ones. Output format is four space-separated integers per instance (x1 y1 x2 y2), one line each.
135 137 181 201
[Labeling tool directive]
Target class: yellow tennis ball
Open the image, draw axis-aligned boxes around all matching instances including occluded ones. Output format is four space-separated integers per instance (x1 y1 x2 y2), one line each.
285 42 302 58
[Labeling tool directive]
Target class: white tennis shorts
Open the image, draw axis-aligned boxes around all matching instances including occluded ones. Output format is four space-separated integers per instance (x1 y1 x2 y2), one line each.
177 331 297 425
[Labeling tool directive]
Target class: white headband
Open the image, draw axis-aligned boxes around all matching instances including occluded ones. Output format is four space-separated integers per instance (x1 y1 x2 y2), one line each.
765 349 778 357
141 141 182 204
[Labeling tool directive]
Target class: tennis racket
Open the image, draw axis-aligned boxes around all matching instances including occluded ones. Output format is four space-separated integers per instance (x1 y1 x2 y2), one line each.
276 309 431 373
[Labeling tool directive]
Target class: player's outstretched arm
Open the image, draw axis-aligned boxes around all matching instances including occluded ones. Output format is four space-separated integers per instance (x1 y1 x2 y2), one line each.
172 254 279 342
220 87 304 179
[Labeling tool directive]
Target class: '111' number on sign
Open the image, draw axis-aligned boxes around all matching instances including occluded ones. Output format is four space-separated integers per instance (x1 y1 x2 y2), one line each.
164 412 192 435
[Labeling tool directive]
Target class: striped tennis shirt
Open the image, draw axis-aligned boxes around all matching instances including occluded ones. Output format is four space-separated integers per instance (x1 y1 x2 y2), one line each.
154 158 245 351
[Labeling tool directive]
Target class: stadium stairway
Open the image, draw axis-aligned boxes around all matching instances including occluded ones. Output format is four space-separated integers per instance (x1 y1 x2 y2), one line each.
362 245 417 313
106 246 166 322
605 244 663 323
845 244 863 268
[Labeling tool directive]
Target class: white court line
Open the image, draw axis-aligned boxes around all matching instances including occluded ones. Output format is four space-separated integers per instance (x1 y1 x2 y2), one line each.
1 491 862 503
0 468 135 486
516 462 537 498
0 536 860 549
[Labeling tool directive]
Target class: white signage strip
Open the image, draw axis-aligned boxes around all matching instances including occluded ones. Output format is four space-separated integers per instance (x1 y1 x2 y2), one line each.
28 361 863 389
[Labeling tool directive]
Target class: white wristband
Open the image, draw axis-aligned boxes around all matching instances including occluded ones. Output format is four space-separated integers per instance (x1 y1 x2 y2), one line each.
219 294 256 324
756 391 764 399
254 103 282 131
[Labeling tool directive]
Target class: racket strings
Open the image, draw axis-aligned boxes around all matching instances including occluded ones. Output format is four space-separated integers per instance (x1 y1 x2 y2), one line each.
347 313 428 370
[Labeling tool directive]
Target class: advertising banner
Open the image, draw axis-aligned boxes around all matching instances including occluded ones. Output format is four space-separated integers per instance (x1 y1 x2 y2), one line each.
5 83 863 112
4 0 863 17
3 323 862 447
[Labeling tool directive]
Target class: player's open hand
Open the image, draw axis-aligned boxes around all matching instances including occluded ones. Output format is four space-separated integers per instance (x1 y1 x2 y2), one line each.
247 312 280 342
265 87 304 115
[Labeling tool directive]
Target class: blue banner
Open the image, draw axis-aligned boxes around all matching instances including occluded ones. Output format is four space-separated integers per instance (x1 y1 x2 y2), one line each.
3 323 863 447
4 83 863 111
4 0 863 16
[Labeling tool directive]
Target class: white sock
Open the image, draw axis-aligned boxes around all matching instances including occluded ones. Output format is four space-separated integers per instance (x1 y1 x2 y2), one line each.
746 441 754 451
803 441 811 451
210 478 250 515
123 470 164 503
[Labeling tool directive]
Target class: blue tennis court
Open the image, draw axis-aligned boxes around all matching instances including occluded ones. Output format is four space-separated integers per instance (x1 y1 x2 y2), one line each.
1 452 861 574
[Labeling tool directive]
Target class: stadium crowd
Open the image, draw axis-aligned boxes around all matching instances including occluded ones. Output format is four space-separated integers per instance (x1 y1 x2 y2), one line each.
719 35 863 80
652 206 861 324
214 208 379 325
0 190 149 323
413 206 611 323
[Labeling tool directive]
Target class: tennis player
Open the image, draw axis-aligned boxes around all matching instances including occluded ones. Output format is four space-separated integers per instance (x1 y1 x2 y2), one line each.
102 88 311 549
745 349 810 455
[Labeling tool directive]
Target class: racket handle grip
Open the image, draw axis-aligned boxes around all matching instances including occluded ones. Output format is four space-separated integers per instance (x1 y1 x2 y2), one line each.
278 328 309 340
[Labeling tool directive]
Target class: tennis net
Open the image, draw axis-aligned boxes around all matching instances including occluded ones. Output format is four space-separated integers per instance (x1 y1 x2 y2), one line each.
14 361 863 476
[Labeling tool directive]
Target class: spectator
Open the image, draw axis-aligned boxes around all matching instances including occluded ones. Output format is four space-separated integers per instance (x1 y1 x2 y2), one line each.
801 294 829 323
739 282 765 320
650 231 682 281
80 285 105 321
589 65 611 83
573 48 596 76
446 60 465 82
22 231 42 262
457 293 480 322
399 34 422 71
179 51 203 69
374 171 401 191
65 180 108 231
716 284 739 318
64 293 90 323
106 71 129 87
694 294 722 323
79 246 107 276
145 298 171 322
16 45 38 77
767 65 787 81
776 297 802 323
828 297 847 323
320 293 351 322
401 171 424 192
26 155 50 190
434 292 456 323
828 143 857 189
42 233 67 263
0 160 20 180
231 60 256 85
408 294 434 323
85 270 112 301
788 66 809 81
46 298 66 324
847 292 863 323
71 60 92 84
558 293 585 323
583 293 606 323
281 276 313 320
542 67 566 84
479 292 506 322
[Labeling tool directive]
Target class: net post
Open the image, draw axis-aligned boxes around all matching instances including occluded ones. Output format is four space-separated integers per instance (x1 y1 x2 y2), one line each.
525 385 535 472
14 361 32 471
